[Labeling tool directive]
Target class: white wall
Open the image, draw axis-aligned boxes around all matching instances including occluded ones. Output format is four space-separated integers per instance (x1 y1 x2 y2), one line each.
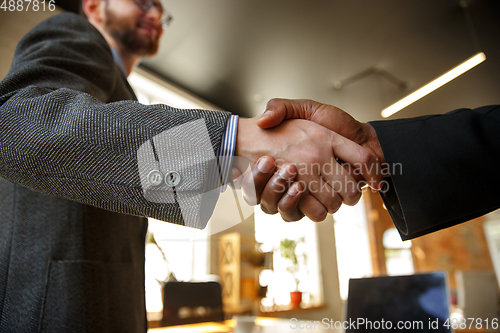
0 9 62 79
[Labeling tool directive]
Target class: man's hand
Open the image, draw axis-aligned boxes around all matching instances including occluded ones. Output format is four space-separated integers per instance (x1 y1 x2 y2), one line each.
248 98 386 222
235 156 305 222
258 98 386 166
234 116 383 222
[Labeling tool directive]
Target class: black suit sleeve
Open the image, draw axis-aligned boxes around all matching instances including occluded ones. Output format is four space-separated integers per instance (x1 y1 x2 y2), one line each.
370 105 500 240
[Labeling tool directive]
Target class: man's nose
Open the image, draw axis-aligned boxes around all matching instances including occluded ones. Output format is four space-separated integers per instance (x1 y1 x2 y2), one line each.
143 4 162 24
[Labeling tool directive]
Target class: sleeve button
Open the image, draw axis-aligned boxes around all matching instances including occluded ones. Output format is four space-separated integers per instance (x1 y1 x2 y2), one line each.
148 170 163 186
165 171 181 187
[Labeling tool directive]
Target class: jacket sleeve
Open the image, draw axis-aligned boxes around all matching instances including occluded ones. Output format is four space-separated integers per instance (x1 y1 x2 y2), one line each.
370 105 500 240
0 13 232 228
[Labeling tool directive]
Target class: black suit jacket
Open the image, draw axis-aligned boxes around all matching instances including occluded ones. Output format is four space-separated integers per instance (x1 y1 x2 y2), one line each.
370 105 500 240
0 13 230 332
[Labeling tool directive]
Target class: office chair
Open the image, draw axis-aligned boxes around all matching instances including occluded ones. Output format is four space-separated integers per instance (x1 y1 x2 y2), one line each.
161 281 225 326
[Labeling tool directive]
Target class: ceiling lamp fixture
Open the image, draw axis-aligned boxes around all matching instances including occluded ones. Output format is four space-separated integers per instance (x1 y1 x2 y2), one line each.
382 0 486 118
381 52 486 118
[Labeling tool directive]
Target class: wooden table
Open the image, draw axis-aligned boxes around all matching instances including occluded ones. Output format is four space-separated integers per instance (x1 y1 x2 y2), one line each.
148 317 342 333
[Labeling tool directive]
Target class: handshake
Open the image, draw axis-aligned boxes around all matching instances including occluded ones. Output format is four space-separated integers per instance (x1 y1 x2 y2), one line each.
231 98 389 222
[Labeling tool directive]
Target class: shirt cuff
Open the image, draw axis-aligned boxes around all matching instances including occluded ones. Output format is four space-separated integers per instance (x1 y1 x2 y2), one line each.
216 115 238 191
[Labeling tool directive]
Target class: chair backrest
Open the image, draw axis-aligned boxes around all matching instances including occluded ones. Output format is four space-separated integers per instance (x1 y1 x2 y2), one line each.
161 281 224 326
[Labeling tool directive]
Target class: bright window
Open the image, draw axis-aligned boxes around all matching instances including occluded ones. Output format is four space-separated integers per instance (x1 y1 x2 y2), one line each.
333 199 373 300
254 207 323 310
383 228 414 276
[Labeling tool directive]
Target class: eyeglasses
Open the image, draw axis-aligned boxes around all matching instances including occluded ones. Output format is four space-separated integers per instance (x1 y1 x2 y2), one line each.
131 0 173 28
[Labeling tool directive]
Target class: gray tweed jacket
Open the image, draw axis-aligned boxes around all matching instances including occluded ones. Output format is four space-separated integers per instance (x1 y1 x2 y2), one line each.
0 12 230 332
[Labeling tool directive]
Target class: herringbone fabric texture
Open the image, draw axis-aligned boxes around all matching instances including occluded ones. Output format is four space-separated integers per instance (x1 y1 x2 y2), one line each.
0 13 231 332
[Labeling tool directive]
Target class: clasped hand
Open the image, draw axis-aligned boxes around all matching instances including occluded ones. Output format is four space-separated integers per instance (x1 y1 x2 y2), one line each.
233 100 385 222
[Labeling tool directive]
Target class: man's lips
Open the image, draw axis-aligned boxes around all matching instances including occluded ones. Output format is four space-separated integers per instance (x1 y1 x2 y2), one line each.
138 23 158 39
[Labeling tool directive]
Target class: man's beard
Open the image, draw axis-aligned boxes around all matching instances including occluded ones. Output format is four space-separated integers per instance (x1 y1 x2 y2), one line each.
104 6 159 56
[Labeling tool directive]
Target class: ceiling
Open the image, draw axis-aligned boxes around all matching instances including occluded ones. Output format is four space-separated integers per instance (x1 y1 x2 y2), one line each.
64 0 500 121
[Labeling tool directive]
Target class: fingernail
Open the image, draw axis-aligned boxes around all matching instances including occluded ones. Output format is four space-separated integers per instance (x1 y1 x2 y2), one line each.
287 183 301 197
260 110 273 120
278 164 292 179
257 157 274 173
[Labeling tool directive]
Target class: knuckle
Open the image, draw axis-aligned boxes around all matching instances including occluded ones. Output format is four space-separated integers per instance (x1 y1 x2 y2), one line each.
344 185 362 205
347 184 361 199
268 178 288 195
326 196 342 214
344 193 359 206
347 194 361 206
278 206 304 222
278 198 297 214
329 205 341 215
298 196 328 222
309 210 328 222
281 214 303 223
261 203 278 215
358 148 373 165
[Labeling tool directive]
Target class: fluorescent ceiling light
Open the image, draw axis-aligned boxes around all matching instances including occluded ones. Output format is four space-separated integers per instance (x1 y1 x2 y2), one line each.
128 67 221 110
381 52 486 118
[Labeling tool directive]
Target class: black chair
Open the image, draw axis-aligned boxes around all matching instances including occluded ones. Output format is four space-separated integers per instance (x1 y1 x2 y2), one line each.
161 281 225 326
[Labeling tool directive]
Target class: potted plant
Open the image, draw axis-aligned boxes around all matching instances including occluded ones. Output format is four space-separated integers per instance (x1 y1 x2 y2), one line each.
279 238 307 307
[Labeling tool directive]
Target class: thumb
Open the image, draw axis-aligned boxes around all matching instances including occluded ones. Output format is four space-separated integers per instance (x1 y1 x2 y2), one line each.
257 98 316 129
256 109 286 129
256 109 283 128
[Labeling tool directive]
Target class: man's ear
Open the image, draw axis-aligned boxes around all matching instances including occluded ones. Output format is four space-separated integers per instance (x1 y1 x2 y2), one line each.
82 0 105 24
